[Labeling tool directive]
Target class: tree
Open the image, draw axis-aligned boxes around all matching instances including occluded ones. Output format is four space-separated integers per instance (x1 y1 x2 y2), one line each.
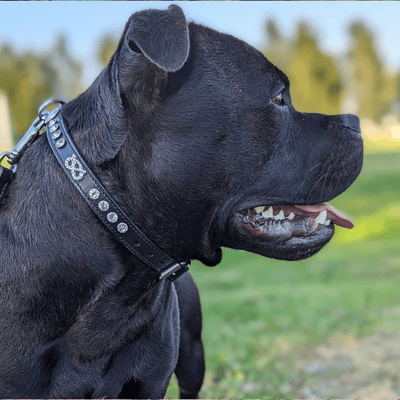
47 35 84 101
0 36 83 140
263 20 343 116
263 19 291 72
347 21 398 122
97 34 118 68
0 44 57 139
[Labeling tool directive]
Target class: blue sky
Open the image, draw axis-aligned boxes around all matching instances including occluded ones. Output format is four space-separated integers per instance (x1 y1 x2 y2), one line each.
0 1 399 87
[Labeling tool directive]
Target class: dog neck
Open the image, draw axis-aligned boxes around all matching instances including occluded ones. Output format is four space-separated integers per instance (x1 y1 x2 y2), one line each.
44 103 190 283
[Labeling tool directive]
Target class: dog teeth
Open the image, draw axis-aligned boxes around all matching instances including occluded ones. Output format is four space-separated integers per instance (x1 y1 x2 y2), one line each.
250 206 300 222
248 207 331 226
315 210 327 225
262 206 273 218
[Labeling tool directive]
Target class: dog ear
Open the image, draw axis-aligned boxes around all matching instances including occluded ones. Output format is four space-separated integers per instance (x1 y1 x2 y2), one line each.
64 6 190 167
123 4 189 73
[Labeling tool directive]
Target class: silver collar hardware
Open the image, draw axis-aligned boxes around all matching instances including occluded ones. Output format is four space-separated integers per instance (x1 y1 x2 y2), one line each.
65 154 87 181
0 99 65 203
3 99 65 168
40 99 189 283
159 262 190 281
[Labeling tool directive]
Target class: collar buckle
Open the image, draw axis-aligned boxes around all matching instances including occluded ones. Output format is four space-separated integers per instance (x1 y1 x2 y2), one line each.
160 262 190 282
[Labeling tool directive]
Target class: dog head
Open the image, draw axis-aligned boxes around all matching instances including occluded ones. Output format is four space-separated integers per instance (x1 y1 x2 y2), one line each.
61 5 363 267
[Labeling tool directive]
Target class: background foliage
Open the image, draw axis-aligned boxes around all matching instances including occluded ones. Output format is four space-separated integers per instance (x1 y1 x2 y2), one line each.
1 14 400 399
263 19 399 121
1 18 398 139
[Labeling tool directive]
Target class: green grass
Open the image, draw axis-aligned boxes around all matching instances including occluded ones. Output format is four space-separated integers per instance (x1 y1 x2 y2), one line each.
166 152 400 399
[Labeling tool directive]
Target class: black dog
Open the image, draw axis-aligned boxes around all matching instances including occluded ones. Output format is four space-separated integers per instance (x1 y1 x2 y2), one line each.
0 5 362 398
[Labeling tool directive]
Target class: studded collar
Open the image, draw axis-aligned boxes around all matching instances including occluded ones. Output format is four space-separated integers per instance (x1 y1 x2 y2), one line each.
1 100 189 281
45 103 190 282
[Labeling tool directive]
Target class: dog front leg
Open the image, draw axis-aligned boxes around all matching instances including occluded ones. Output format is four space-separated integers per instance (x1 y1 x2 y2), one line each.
174 274 205 399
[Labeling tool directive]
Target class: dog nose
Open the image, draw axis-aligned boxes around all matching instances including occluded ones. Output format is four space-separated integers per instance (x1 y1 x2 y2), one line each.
340 114 361 134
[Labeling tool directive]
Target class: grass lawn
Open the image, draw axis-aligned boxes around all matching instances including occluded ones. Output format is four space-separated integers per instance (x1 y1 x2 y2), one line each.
166 152 400 399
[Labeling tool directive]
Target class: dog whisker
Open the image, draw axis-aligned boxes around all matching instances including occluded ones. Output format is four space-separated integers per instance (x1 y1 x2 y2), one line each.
297 162 322 191
333 168 345 195
322 164 332 196
306 173 327 203
326 171 336 197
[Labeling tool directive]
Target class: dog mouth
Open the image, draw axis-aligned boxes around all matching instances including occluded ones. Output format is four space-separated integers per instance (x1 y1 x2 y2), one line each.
239 202 353 241
223 202 354 261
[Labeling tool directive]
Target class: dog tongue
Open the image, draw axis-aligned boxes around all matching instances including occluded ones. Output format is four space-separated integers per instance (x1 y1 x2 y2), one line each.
293 203 354 229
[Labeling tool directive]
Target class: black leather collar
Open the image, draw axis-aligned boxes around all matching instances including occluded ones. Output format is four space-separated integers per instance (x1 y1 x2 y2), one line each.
45 106 189 282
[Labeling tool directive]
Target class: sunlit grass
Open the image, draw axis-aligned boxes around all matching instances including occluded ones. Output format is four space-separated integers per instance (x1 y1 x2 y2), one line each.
166 151 400 399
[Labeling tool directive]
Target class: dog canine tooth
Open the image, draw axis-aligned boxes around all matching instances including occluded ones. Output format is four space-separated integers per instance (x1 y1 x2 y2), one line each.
324 219 331 226
288 212 295 220
262 206 273 218
315 210 327 225
254 206 264 214
274 210 285 220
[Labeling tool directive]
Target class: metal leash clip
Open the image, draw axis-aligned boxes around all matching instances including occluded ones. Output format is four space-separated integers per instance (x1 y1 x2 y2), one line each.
0 99 65 202
4 98 65 167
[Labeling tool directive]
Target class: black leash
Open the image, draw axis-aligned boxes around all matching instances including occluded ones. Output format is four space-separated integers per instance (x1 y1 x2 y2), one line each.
1 99 190 282
0 165 14 201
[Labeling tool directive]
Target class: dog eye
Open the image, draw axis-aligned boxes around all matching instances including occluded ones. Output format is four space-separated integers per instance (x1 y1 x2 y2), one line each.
128 40 142 54
271 92 284 106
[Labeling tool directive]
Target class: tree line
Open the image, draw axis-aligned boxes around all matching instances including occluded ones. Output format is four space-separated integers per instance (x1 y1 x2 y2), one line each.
263 19 399 122
0 19 398 140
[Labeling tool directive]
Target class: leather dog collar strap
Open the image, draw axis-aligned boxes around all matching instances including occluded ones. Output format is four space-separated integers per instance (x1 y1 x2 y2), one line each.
45 107 189 282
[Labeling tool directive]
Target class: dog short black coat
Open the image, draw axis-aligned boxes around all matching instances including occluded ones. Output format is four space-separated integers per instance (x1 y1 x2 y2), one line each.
0 5 362 398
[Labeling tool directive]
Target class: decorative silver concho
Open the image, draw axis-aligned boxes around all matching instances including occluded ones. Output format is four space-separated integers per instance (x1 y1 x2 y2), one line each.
65 154 87 181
